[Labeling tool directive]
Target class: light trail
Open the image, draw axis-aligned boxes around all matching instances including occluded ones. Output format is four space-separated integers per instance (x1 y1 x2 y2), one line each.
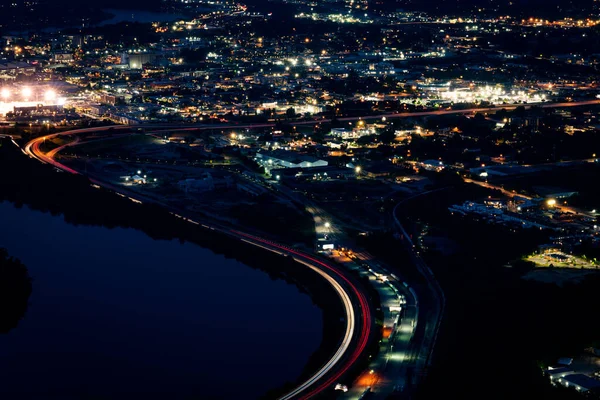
24 131 374 399
231 231 372 400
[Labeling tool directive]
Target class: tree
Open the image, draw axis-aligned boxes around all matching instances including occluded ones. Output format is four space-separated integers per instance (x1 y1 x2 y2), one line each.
379 128 396 144
286 107 296 119
0 248 32 334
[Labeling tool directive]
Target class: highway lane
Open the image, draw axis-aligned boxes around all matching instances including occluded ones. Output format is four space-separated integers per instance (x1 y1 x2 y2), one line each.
280 184 422 399
392 190 447 378
21 98 600 146
232 232 373 400
23 133 373 400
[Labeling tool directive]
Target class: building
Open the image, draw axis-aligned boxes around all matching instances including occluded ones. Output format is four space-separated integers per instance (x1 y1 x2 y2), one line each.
128 53 159 69
0 62 36 77
420 159 445 172
52 52 75 63
256 150 328 169
556 374 600 393
329 127 373 140
546 366 574 382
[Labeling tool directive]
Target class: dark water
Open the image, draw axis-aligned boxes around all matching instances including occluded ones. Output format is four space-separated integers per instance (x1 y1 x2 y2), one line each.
0 202 322 399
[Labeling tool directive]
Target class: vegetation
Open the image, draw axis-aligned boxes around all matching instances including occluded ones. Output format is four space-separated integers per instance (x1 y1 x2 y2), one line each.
383 186 600 400
0 248 32 334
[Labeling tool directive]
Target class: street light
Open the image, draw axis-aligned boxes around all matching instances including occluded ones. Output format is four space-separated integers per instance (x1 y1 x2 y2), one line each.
547 199 556 207
355 166 361 174
325 222 331 229
1 88 9 100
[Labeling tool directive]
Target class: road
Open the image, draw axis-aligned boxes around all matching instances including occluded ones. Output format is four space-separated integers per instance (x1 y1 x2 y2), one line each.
392 189 447 380
273 181 423 399
22 98 600 140
23 133 374 400
463 177 595 217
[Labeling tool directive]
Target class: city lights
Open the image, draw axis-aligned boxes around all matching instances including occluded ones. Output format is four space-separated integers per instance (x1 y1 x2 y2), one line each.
436 85 547 105
22 87 32 99
44 89 57 101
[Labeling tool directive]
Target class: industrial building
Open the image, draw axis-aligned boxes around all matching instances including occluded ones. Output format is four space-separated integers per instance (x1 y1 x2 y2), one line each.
256 150 328 170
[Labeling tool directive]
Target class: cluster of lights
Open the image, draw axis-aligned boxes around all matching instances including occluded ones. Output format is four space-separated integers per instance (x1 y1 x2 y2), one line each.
439 86 546 105
0 87 58 102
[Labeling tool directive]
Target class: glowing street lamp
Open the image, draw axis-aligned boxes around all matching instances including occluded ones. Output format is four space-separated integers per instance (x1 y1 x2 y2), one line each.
547 199 557 207
355 166 361 174
1 88 10 100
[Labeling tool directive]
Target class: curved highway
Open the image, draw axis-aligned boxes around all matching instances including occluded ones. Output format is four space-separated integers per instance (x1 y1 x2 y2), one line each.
21 98 600 144
24 131 373 400
23 96 599 396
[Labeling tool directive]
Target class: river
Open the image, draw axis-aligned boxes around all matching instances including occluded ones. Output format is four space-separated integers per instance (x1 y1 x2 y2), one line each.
0 201 322 399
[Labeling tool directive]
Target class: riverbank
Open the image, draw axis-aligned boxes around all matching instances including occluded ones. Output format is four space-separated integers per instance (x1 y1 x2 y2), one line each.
0 137 346 398
0 248 32 334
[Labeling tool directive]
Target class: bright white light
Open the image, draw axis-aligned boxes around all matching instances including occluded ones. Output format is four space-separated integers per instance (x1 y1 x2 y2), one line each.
44 89 57 101
1 88 10 100
22 87 32 98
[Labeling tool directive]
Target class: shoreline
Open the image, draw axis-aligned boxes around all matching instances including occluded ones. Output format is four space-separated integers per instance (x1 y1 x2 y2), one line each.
0 137 347 399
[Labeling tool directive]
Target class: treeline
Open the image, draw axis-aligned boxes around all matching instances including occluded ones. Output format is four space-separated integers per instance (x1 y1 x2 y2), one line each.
0 249 32 334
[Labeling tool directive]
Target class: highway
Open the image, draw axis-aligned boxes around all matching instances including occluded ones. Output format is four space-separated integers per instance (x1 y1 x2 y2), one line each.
20 98 600 142
392 189 447 379
23 132 374 400
273 180 423 399
463 177 597 218
20 97 600 397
